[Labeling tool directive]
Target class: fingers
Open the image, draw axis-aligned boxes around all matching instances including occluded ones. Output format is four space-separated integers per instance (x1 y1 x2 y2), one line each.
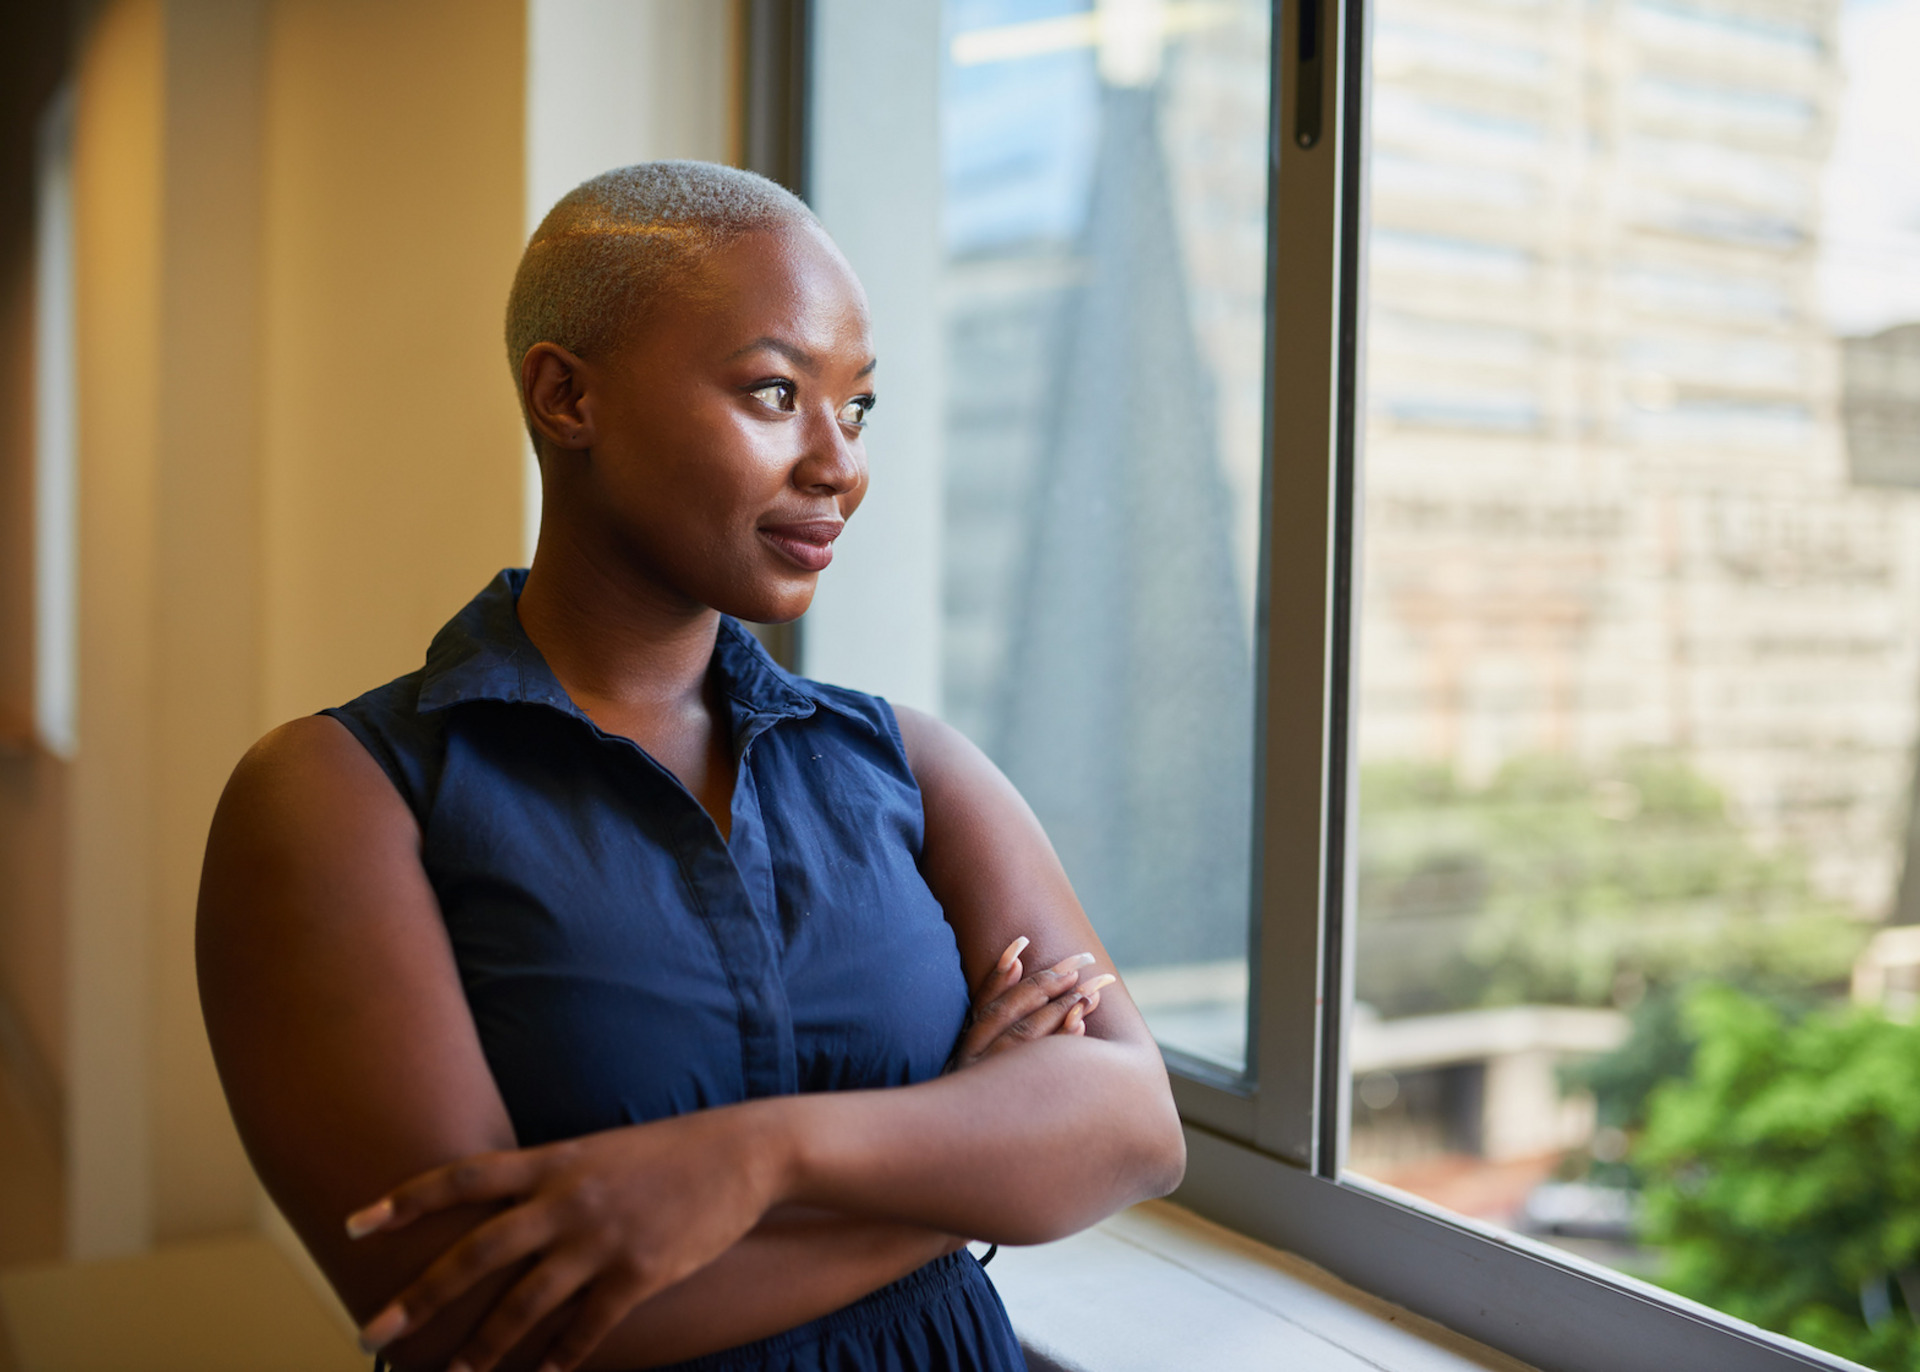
1021 970 1114 1038
1047 952 1096 981
533 1275 648 1372
956 952 1097 1063
1022 969 1119 1042
444 1252 592 1372
1078 973 1116 1012
347 1148 547 1238
1005 984 1084 1044
957 959 1115 1066
445 1246 635 1372
972 936 1030 1001
1064 974 1118 1035
357 1204 555 1353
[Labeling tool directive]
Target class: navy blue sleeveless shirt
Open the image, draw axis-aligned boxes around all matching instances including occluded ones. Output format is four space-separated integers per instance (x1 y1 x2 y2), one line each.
325 570 1026 1371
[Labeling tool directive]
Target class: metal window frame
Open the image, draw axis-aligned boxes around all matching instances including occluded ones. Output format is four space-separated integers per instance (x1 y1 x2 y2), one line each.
740 0 811 674
1170 0 1865 1366
780 0 1867 1366
741 0 810 197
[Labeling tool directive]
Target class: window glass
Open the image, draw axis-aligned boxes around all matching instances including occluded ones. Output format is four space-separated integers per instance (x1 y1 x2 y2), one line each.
34 88 76 759
1354 0 1920 1358
939 0 1272 1068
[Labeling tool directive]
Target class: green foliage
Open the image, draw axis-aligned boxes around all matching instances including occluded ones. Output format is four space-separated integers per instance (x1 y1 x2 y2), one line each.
1359 753 1900 1366
1567 979 1833 1153
1636 986 1920 1370
1357 753 1867 1018
1551 984 1698 1190
1572 984 1694 1131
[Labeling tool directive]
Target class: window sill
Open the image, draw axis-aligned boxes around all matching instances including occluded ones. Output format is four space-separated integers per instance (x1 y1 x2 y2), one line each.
990 1199 1537 1372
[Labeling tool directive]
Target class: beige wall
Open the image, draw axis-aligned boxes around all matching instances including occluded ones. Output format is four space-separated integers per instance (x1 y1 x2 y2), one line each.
149 0 266 1248
41 0 527 1258
1 0 746 1269
258 0 527 723
68 0 167 1257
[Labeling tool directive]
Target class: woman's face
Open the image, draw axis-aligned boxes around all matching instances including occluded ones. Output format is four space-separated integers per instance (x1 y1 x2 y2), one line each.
563 220 875 625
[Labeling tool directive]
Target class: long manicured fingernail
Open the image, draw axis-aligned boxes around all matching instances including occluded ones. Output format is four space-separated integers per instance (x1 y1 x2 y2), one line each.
357 1304 407 1351
1080 973 1117 997
996 936 1030 973
1064 1001 1087 1032
1047 953 1095 977
345 1198 393 1239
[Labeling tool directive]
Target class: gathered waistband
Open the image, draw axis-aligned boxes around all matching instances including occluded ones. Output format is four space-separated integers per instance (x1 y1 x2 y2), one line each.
663 1249 988 1370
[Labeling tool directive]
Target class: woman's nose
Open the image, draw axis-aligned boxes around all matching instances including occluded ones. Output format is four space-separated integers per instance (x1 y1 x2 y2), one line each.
794 407 867 497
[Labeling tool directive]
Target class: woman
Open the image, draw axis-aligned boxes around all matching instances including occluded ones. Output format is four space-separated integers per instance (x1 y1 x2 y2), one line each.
197 162 1184 1372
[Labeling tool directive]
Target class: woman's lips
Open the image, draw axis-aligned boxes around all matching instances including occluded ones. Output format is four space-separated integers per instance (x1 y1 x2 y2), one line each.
758 520 844 573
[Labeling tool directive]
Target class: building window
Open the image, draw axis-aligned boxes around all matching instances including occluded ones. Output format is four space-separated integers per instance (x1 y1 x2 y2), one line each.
802 0 1920 1366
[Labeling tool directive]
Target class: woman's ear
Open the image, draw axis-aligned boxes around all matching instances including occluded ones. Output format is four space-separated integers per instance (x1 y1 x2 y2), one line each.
520 343 597 454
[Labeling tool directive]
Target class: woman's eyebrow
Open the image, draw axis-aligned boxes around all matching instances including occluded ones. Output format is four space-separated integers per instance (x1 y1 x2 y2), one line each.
724 335 878 378
725 336 816 369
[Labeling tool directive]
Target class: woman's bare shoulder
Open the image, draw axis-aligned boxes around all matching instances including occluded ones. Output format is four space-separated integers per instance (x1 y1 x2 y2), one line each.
213 714 411 844
198 715 516 1324
198 716 425 972
890 702 1011 801
198 713 452 1068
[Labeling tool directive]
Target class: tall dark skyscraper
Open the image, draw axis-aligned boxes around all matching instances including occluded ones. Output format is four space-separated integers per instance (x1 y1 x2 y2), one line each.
990 84 1254 969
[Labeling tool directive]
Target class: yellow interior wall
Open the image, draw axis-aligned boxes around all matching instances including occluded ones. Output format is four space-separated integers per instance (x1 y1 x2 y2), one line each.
149 0 269 1247
46 0 526 1258
68 0 165 1258
258 0 527 724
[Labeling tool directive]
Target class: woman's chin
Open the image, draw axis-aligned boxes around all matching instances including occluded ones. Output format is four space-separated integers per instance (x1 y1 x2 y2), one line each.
721 582 815 628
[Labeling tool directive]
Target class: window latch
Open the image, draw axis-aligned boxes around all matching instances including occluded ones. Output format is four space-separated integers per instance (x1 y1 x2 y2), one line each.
1294 0 1325 149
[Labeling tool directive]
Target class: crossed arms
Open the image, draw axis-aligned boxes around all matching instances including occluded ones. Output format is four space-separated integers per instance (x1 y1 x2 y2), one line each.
197 705 1184 1371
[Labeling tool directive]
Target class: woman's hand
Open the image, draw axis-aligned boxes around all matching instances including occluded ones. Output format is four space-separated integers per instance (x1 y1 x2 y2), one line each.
348 1103 792 1372
346 935 1113 1372
948 936 1117 1072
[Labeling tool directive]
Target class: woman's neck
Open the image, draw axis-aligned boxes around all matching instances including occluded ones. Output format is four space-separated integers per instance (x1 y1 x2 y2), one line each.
517 536 739 837
515 528 721 721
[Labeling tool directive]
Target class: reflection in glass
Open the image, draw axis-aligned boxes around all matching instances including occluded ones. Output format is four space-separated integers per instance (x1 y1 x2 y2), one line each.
938 0 1271 1067
1356 0 1920 1356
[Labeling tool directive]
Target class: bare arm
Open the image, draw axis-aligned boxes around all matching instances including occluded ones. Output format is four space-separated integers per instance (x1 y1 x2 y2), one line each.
352 707 1185 1369
196 717 973 1371
797 702 1185 1238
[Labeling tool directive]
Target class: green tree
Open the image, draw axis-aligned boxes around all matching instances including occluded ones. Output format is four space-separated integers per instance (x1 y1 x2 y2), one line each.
1357 754 1866 1019
1636 986 1920 1370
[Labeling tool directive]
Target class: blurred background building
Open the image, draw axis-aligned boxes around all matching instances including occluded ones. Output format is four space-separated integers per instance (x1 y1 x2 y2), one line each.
933 0 1920 1262
1349 0 1920 1230
940 0 1267 985
1359 0 1920 912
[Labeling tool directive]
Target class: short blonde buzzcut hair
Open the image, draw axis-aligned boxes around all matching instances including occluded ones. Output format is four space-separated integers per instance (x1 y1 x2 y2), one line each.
504 160 817 380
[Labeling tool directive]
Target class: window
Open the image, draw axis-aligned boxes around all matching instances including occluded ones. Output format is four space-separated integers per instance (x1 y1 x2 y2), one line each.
33 85 77 760
797 1 1920 1367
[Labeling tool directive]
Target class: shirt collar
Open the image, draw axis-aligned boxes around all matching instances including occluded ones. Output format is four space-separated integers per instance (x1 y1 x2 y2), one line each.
414 568 870 731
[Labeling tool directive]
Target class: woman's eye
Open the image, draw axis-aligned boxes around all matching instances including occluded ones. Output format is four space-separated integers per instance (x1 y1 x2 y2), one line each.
838 396 875 428
748 381 795 411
